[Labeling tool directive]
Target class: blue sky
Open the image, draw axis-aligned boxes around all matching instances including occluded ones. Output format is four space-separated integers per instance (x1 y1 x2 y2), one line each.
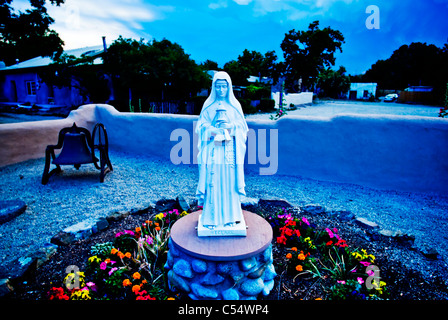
14 0 448 75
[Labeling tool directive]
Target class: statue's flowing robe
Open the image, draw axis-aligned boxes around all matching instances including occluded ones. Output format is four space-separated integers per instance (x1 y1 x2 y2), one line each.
196 102 247 227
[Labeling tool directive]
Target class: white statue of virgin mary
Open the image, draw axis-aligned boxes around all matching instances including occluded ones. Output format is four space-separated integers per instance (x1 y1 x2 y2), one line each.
196 71 248 237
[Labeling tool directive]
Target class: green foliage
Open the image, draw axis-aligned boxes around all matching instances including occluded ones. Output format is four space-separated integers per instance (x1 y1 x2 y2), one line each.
268 209 389 300
316 66 351 99
224 49 279 86
0 0 65 65
280 21 345 93
259 98 275 112
438 83 448 118
239 98 257 114
39 53 110 103
361 42 448 104
103 37 210 108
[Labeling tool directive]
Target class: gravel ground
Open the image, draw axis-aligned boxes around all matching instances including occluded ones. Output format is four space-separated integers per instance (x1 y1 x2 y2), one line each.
1 150 447 284
246 101 442 119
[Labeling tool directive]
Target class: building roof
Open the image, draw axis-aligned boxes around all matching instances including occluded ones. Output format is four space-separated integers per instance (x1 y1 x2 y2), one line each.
0 45 105 71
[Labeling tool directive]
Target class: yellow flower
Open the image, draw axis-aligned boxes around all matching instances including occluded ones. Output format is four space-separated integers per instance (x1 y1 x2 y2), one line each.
180 211 188 217
155 213 165 220
88 256 101 264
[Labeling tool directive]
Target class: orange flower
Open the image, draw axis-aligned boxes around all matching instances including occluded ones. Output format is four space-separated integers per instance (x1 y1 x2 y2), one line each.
133 272 141 280
286 253 292 259
105 258 111 264
111 248 118 255
155 222 159 227
125 252 132 259
117 251 125 259
155 227 161 231
142 279 147 285
291 247 298 252
298 253 306 261
296 265 303 272
135 227 141 233
123 279 132 287
132 285 141 293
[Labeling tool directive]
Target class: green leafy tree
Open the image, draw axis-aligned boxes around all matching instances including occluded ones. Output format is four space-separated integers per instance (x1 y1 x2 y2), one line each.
0 0 65 65
224 49 279 86
361 42 448 104
40 53 110 104
280 21 345 93
103 37 209 109
316 66 351 99
200 59 219 71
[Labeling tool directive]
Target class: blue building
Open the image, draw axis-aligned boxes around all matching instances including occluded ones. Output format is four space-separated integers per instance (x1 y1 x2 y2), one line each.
0 45 106 109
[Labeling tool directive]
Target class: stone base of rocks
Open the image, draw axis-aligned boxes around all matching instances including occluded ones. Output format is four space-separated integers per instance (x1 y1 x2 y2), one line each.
165 210 276 300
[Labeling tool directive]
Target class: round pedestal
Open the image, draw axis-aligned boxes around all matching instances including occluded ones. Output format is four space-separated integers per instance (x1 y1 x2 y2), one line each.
165 210 276 300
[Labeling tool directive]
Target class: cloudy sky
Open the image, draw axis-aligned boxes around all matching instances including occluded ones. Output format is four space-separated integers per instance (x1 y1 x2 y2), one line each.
13 0 448 75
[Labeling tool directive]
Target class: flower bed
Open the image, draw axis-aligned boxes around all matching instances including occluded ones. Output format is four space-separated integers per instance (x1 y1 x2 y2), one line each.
267 208 387 300
47 209 187 300
5 202 448 300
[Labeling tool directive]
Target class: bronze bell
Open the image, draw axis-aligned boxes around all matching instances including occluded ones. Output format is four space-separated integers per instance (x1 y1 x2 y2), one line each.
53 132 98 165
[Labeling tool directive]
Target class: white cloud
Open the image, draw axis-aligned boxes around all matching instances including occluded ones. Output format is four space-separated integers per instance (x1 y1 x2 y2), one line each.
233 0 253 4
209 1 228 10
43 0 173 49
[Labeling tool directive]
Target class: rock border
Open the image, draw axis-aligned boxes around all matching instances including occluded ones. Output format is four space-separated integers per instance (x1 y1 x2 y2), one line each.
0 197 439 297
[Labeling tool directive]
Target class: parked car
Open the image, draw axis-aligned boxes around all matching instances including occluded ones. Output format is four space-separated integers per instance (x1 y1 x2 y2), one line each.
384 93 398 102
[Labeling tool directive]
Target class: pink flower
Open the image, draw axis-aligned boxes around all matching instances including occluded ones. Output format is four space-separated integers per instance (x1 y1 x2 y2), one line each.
124 230 135 236
360 261 371 267
325 228 334 238
357 277 364 285
100 262 107 270
367 269 374 277
302 217 310 226
337 280 346 284
108 267 117 276
86 282 97 291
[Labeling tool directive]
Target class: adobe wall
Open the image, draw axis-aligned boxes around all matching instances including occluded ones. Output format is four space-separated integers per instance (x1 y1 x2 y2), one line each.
0 105 97 167
1 104 447 194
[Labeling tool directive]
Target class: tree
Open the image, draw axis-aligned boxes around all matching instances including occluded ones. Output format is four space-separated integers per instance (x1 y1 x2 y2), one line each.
280 21 345 93
40 53 110 104
102 37 209 108
362 42 448 101
0 0 65 65
200 59 219 71
224 49 279 86
316 66 351 99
